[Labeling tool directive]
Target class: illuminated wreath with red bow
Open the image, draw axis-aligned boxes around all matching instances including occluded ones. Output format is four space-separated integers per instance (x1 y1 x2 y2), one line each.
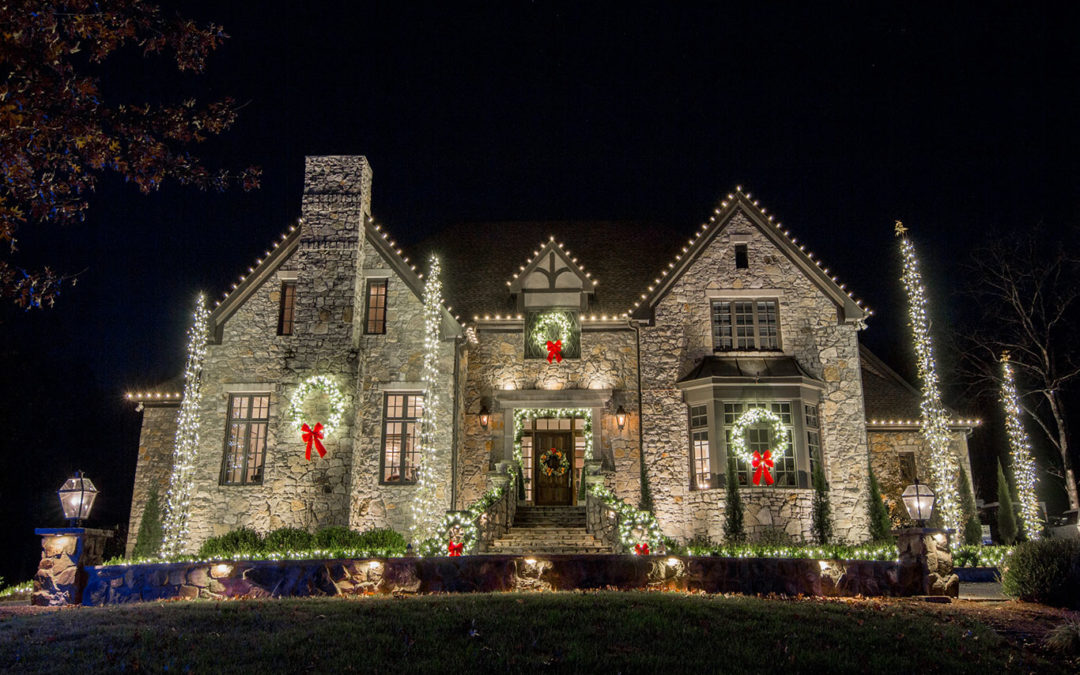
539 448 571 477
532 311 573 363
729 408 790 486
285 375 348 460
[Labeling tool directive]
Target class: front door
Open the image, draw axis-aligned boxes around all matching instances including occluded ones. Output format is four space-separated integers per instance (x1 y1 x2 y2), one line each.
534 431 573 505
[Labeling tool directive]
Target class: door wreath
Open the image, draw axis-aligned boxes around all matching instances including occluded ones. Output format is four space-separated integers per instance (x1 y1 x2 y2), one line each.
539 448 570 477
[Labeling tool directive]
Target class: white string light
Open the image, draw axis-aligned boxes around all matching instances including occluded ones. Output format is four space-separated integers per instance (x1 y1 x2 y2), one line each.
1000 352 1042 540
160 294 210 557
411 255 445 543
895 222 961 532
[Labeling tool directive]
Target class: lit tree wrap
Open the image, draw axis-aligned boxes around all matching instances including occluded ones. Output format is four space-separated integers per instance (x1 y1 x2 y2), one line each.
1000 352 1042 540
410 255 445 543
160 294 210 557
895 222 961 532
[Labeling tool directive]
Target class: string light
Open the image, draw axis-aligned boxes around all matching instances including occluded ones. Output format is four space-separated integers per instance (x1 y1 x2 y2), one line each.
160 294 210 558
588 484 663 552
1000 352 1042 540
895 222 961 532
411 255 446 543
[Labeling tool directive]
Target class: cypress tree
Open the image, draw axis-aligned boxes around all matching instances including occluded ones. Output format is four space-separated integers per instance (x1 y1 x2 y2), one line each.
958 464 983 545
638 445 654 513
996 459 1018 545
723 452 745 543
867 465 894 543
811 461 833 544
132 488 163 559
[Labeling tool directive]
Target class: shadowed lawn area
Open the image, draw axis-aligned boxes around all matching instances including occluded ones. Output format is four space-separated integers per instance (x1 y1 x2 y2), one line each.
0 592 1063 673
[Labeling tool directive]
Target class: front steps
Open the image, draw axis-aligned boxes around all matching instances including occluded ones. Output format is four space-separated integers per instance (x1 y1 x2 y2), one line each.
487 506 615 555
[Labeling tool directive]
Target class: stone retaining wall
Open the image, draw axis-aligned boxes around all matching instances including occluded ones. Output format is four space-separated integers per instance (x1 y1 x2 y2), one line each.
84 554 921 604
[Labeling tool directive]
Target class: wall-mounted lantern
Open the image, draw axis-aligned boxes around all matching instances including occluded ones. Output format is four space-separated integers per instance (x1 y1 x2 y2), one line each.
615 405 627 431
478 404 490 430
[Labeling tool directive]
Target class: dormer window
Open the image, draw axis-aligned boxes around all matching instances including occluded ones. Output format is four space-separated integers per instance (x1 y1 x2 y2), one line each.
711 299 780 351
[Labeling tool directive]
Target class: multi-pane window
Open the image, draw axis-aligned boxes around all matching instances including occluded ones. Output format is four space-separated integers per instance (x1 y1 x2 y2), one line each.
724 402 796 487
382 393 423 483
365 279 388 334
805 404 822 477
221 394 270 485
690 405 711 489
277 282 296 335
711 299 780 351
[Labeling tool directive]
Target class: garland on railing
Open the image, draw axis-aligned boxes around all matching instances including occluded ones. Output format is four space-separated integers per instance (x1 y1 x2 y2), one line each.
588 483 663 552
419 471 517 557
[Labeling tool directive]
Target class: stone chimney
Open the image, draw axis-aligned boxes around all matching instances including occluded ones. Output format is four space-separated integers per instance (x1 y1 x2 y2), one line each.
294 155 373 350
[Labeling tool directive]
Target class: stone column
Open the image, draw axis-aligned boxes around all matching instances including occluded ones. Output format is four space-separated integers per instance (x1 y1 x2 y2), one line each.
895 527 959 597
32 528 113 606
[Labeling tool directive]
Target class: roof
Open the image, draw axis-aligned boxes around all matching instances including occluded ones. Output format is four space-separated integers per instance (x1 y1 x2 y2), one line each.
860 344 980 429
678 355 818 382
409 221 687 319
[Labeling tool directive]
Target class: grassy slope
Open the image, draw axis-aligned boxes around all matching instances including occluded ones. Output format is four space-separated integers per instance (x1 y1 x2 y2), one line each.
0 592 1059 673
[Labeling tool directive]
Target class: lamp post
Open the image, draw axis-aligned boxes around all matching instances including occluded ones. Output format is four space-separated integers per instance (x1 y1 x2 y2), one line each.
58 471 98 526
901 478 935 527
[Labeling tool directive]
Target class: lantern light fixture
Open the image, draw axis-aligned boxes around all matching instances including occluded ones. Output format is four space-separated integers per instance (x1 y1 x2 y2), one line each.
478 404 490 430
57 471 98 526
901 478 936 527
615 405 627 431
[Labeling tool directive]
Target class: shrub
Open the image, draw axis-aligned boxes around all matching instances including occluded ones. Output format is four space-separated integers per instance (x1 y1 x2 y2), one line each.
197 528 264 559
754 526 793 546
1045 620 1080 656
314 526 365 550
867 465 894 544
957 465 983 546
132 488 163 559
661 536 685 555
810 461 832 545
997 459 1017 545
355 527 408 555
264 527 316 553
723 453 745 543
1001 538 1080 609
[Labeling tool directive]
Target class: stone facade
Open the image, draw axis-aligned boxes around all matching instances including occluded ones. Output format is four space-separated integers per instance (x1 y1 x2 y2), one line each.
869 429 973 526
125 404 178 556
125 159 973 556
639 210 870 542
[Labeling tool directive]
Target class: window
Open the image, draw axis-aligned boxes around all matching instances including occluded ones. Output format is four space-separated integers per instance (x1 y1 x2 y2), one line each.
735 244 749 269
711 299 780 351
277 282 296 335
382 393 423 483
898 451 917 484
690 404 711 489
805 404 822 477
221 394 270 485
724 402 796 487
365 279 388 334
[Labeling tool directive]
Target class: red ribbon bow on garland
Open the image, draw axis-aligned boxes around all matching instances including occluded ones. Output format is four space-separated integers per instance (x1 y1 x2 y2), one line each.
634 542 650 556
301 422 326 460
546 339 563 363
751 450 774 486
448 541 464 557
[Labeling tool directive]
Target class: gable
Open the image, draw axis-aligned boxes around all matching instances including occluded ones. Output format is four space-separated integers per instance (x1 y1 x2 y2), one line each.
508 237 597 311
630 189 868 325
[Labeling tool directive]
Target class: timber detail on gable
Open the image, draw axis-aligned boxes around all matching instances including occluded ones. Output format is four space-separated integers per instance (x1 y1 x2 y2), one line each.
507 236 597 312
629 188 870 326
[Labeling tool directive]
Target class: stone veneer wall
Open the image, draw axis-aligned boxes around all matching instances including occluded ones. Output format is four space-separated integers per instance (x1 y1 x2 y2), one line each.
639 210 870 543
685 488 816 543
869 430 973 526
125 405 179 556
459 327 639 507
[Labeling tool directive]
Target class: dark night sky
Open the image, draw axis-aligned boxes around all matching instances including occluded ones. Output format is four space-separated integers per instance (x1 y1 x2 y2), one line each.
2 2 1078 582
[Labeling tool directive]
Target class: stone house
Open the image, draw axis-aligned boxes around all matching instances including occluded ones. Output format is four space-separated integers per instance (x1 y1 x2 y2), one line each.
124 155 978 555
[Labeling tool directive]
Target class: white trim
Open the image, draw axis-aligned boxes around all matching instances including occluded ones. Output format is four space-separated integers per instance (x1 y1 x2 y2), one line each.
275 270 299 282
704 288 786 299
381 381 425 391
223 382 275 394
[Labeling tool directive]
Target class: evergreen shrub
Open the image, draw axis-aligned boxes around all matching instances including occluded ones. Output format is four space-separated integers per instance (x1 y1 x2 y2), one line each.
1001 538 1080 609
314 526 365 550
355 527 408 555
264 527 316 553
197 528 264 559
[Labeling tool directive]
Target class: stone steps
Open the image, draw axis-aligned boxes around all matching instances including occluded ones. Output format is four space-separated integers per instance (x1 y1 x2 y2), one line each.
486 506 612 555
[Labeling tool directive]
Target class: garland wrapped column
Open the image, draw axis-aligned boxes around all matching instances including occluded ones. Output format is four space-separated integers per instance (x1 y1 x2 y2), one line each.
411 255 445 543
895 221 961 532
160 294 210 557
1000 352 1042 540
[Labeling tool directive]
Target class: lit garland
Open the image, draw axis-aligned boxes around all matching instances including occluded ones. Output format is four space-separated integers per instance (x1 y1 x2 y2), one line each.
895 222 961 532
285 375 348 436
410 255 445 543
683 542 898 562
513 408 593 467
418 472 516 556
1000 353 1042 540
729 408 790 462
953 545 1013 569
588 484 664 552
160 294 210 557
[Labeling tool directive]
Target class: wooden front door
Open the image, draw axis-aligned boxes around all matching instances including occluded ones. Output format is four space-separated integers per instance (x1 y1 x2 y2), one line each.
534 431 573 505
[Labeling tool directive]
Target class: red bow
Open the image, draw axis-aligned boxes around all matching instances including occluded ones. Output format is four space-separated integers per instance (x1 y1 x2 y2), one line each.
546 340 563 363
448 541 464 557
634 542 650 556
752 450 774 486
301 423 326 460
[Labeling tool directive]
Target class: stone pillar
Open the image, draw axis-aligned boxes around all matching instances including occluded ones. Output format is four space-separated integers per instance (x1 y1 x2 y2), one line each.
32 528 113 606
895 528 959 597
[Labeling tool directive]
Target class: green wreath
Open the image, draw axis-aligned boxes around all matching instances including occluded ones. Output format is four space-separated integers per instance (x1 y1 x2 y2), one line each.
539 448 570 477
532 311 574 351
729 407 789 463
284 375 348 436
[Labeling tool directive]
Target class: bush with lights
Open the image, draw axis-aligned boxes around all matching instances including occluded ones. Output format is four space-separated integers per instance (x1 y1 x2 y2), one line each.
588 484 664 553
953 545 1013 569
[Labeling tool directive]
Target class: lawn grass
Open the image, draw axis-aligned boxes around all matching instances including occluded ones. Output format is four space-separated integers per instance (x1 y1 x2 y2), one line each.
0 592 1059 673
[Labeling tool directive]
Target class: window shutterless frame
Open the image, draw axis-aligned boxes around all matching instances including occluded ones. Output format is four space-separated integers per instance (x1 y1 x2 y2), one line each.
379 391 423 484
277 282 296 335
364 279 388 334
220 394 271 485
711 298 781 351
